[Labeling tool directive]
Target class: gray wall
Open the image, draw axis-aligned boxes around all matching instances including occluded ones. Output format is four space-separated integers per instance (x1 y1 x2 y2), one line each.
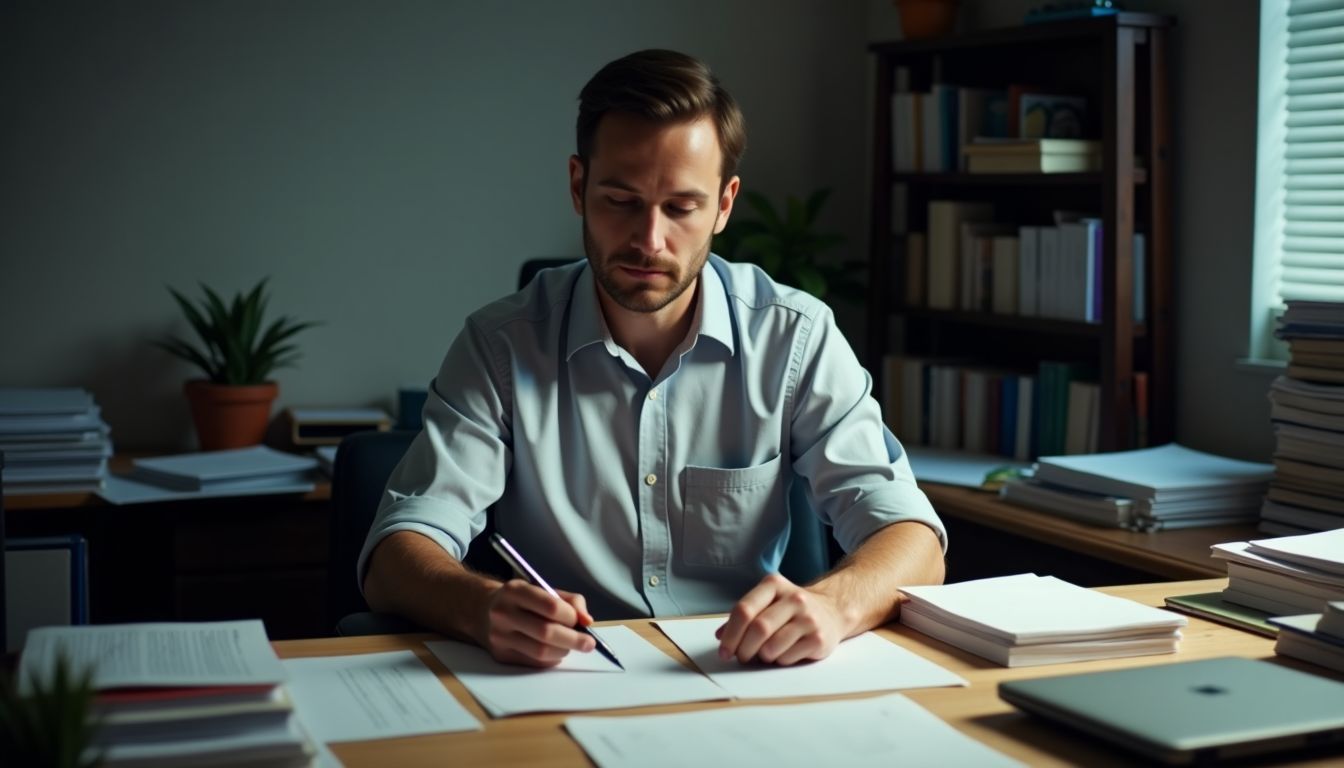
2 1 1277 461
1 1 869 448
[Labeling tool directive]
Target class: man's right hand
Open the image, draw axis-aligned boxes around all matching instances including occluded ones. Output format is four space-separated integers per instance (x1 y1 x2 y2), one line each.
481 580 597 667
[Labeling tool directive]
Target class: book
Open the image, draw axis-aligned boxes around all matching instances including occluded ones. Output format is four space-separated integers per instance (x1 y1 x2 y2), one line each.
990 235 1019 314
1032 444 1274 504
905 231 927 307
1322 601 1344 637
1286 364 1344 384
131 446 318 492
963 139 1102 174
927 201 994 309
899 574 1184 667
1163 592 1277 638
1270 612 1344 673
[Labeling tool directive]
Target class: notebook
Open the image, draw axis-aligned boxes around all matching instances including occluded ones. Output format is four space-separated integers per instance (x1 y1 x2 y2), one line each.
999 657 1344 765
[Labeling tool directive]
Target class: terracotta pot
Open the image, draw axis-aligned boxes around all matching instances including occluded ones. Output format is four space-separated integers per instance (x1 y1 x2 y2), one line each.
896 0 959 40
183 380 278 450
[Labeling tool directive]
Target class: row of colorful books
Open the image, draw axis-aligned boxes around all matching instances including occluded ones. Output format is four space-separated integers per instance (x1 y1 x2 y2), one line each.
1262 300 1344 535
889 75 1089 174
881 358 1144 461
905 201 1145 324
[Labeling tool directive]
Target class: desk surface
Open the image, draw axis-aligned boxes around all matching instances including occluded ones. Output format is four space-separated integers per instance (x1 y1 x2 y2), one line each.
922 482 1260 580
274 580 1343 767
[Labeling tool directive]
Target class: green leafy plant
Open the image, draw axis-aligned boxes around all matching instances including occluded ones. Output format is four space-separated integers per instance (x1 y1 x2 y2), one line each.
156 278 319 386
0 652 102 768
713 188 865 303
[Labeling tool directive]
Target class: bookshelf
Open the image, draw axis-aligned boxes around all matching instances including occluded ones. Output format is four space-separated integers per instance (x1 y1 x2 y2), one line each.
867 14 1175 454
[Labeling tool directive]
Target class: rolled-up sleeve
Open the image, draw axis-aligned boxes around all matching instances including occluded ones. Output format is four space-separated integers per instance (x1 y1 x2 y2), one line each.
788 306 947 554
355 317 513 592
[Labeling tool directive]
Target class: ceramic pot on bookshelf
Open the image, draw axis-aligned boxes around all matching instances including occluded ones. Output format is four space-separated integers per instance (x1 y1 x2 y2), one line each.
895 0 959 39
183 380 278 451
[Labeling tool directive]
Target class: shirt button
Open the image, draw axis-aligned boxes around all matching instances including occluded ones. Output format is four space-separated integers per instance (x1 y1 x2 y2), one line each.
645 473 657 486
649 575 660 587
648 389 659 400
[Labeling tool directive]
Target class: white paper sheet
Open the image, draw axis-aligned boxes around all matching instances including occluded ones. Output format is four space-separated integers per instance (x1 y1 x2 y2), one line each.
424 625 729 716
283 651 480 743
906 447 1030 488
19 620 286 693
654 618 966 699
566 692 1023 768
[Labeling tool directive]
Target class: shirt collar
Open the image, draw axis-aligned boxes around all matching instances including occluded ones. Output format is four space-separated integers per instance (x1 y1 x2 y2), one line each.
565 254 736 361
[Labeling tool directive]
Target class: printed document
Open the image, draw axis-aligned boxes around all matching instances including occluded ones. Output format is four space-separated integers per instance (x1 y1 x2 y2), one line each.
20 620 285 692
424 625 728 716
655 618 966 698
283 651 480 742
566 693 1022 768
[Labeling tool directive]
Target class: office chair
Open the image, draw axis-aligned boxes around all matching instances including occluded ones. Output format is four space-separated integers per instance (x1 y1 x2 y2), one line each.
518 257 581 289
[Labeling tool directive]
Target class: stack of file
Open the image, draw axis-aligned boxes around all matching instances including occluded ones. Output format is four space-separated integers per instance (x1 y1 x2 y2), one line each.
899 573 1186 667
1212 528 1344 616
999 443 1273 530
1271 601 1344 673
19 620 316 767
1261 300 1344 534
0 387 113 495
129 445 318 491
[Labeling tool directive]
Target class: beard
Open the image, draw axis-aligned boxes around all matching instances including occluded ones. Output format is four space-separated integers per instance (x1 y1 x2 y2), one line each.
582 214 712 314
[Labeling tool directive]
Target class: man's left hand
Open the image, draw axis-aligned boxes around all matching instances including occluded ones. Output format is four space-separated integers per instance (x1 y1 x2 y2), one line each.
714 573 850 666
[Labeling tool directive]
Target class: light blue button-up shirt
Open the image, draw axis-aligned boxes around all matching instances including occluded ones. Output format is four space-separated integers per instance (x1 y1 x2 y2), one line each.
359 255 945 619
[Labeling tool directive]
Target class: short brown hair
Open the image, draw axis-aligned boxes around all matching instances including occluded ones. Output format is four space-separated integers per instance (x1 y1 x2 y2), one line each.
576 49 746 187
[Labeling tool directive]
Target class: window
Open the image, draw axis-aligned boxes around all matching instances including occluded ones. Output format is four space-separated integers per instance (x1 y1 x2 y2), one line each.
1252 0 1344 360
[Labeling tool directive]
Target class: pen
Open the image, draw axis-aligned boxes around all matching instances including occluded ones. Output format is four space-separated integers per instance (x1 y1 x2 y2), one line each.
489 532 625 670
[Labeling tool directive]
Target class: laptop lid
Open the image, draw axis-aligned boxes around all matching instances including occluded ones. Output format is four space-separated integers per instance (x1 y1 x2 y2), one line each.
999 657 1344 765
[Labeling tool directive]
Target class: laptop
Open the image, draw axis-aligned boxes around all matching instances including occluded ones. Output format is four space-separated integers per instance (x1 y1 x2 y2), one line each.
999 657 1344 765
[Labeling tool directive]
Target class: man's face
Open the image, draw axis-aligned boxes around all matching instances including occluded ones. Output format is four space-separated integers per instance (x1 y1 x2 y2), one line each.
570 113 739 314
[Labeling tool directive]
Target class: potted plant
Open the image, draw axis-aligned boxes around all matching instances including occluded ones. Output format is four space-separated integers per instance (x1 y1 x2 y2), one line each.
0 653 101 768
156 278 318 451
713 188 864 304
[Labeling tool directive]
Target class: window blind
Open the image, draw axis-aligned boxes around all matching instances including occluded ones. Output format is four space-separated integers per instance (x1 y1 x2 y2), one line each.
1280 0 1344 302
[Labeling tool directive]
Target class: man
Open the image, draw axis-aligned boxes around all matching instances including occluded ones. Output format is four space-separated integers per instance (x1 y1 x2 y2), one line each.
361 49 946 668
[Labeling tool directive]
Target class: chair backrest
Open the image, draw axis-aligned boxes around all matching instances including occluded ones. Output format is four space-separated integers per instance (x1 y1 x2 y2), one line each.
328 429 419 627
518 258 581 290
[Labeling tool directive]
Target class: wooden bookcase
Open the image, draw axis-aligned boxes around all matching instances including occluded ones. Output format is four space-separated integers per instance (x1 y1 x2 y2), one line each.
867 14 1175 452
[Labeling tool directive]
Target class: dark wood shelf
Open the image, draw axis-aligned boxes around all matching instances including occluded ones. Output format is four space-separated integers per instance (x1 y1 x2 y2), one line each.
895 307 1148 338
867 14 1175 453
868 13 1174 57
892 169 1147 186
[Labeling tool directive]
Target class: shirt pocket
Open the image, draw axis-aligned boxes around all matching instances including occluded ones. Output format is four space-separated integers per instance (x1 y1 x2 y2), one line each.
681 454 786 568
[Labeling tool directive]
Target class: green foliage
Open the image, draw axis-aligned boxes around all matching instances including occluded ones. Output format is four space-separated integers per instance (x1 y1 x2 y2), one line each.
713 188 865 304
0 652 102 768
155 278 319 386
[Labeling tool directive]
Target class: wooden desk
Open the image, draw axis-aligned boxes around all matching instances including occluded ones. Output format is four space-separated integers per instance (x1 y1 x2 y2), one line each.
922 482 1259 584
275 580 1343 767
5 457 333 638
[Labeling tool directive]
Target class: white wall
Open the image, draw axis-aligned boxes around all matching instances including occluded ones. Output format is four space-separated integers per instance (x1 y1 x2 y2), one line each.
0 1 870 448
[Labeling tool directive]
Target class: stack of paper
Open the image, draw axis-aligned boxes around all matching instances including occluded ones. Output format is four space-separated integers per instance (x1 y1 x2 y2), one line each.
19 621 316 767
97 445 318 505
1262 375 1344 534
1271 601 1344 673
0 388 113 495
899 574 1186 667
1213 529 1344 616
1001 443 1273 530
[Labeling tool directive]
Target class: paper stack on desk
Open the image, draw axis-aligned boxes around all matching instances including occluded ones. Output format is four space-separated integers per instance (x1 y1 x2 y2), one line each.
19 620 317 767
0 387 113 494
1213 528 1344 616
1000 443 1273 530
97 445 318 505
899 574 1186 667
